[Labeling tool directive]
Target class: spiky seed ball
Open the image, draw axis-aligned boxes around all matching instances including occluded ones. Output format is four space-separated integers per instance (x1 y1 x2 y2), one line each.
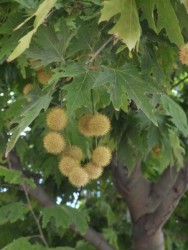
78 114 93 137
46 107 67 131
43 132 66 155
69 167 89 187
88 114 111 136
23 83 34 95
63 146 84 162
92 146 112 167
179 44 188 65
59 156 80 176
85 162 103 180
37 70 52 84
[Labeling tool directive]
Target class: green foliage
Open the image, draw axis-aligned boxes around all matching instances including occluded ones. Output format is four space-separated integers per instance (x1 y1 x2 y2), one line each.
6 83 55 154
42 205 88 234
7 0 57 61
60 64 96 116
94 63 163 124
161 95 188 136
137 0 184 47
0 166 22 184
0 166 35 187
0 202 28 225
2 237 74 250
102 227 118 250
99 0 141 50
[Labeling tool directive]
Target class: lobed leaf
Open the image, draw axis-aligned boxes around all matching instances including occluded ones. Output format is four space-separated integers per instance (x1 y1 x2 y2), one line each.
2 237 74 250
6 83 55 154
42 205 88 234
161 95 188 137
94 63 163 125
7 0 57 61
137 0 184 47
0 202 28 225
99 0 141 50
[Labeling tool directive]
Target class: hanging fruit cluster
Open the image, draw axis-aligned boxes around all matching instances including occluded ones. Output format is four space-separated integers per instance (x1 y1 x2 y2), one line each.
42 108 112 188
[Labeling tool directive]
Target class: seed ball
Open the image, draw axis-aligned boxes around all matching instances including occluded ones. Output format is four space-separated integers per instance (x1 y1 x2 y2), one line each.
46 107 67 131
88 114 111 136
23 83 34 95
43 132 66 155
92 146 112 167
37 70 52 84
69 167 89 187
179 44 188 65
63 146 84 162
85 162 103 180
78 114 93 137
59 156 80 176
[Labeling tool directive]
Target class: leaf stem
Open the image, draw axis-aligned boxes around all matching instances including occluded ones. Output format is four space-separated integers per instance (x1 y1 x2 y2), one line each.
172 75 188 88
85 36 114 65
22 183 49 248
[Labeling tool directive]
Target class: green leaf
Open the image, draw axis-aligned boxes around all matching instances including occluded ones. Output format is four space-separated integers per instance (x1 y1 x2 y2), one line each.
169 130 185 168
99 0 141 50
26 25 65 66
2 238 74 250
161 95 188 136
0 166 36 188
7 29 36 62
0 166 22 185
98 201 116 226
139 41 165 84
94 63 163 124
137 0 184 47
76 241 95 250
42 205 88 234
2 238 32 250
0 202 27 225
6 83 55 154
102 228 118 250
64 206 89 233
7 0 57 61
42 206 71 229
60 64 96 116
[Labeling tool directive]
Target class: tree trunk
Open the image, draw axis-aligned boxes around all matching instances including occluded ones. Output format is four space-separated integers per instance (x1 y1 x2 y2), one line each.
133 225 164 250
111 160 188 250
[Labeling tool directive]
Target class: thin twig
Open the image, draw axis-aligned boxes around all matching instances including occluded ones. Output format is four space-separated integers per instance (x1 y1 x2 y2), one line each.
85 36 114 65
172 75 188 88
90 89 98 148
6 153 49 247
22 183 49 248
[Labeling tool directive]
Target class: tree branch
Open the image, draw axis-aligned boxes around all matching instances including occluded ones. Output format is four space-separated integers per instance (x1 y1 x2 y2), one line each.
85 36 114 65
145 165 188 235
22 183 49 248
6 151 114 250
145 166 178 213
111 158 151 222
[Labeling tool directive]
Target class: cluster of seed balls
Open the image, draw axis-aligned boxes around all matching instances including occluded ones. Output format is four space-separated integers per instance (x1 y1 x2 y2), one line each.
42 107 112 188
